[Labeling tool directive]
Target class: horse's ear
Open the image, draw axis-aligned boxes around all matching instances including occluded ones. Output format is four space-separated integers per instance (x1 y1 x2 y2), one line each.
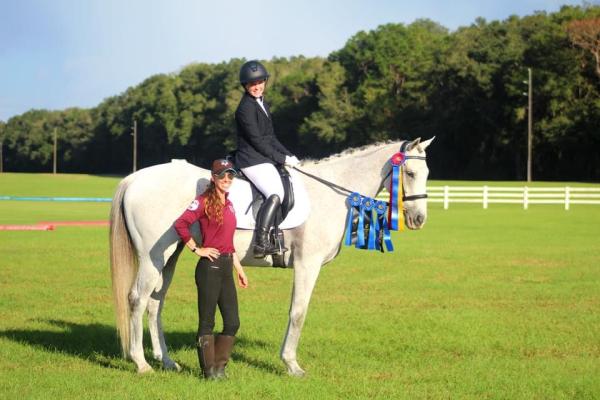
417 136 435 152
405 137 421 151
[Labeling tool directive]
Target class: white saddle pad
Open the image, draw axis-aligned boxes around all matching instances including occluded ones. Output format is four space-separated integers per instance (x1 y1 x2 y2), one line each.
228 168 310 230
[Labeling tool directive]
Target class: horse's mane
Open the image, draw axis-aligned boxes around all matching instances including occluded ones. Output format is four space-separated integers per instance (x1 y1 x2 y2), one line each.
305 140 398 165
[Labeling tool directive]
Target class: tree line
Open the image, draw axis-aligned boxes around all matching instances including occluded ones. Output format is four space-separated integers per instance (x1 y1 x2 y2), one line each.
1 5 599 180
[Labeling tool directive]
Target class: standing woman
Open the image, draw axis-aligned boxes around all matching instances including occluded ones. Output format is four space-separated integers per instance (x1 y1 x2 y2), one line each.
174 159 249 380
234 60 301 258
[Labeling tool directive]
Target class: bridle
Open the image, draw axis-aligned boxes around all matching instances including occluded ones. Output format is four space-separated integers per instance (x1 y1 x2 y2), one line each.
292 140 428 203
377 140 428 202
397 140 428 202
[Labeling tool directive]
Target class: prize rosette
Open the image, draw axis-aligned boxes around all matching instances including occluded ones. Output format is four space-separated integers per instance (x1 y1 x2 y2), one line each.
361 197 374 249
344 192 362 246
391 152 406 167
375 200 393 251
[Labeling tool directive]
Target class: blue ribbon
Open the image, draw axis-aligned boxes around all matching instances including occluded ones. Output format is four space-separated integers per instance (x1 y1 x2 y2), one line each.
344 192 362 246
369 208 379 250
389 163 401 230
355 197 367 248
364 198 377 250
376 200 394 252
345 194 394 252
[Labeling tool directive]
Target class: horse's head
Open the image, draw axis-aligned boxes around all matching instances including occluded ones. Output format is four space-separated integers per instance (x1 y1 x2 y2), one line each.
381 137 435 230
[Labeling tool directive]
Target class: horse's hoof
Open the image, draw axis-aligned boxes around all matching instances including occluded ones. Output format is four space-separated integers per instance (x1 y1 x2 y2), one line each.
285 361 306 377
288 367 306 377
137 364 154 374
164 360 182 372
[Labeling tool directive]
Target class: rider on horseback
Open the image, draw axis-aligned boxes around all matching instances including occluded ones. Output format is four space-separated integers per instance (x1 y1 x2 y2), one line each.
234 60 300 258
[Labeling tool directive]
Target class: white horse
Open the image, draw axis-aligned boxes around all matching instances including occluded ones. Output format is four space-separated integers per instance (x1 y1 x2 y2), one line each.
109 137 434 376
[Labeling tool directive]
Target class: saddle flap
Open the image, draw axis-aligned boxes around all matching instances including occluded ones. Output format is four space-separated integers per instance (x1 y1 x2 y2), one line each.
237 165 294 222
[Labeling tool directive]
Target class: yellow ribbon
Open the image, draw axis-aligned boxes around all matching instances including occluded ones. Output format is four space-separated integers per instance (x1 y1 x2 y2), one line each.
398 166 405 231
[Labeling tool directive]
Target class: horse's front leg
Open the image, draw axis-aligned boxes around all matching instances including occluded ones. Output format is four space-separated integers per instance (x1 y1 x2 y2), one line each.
280 256 323 377
147 251 181 371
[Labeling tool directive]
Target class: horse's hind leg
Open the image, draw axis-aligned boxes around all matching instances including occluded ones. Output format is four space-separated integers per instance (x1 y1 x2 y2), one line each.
280 256 323 377
147 247 182 371
129 257 161 373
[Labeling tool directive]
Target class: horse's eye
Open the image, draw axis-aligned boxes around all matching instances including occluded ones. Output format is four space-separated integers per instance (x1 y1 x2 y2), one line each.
406 171 415 179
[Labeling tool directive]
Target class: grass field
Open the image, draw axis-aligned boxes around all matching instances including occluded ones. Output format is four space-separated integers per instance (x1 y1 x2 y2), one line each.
1 173 599 399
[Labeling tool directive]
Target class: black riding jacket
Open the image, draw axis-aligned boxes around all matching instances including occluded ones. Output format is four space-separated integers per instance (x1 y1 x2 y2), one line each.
234 92 292 169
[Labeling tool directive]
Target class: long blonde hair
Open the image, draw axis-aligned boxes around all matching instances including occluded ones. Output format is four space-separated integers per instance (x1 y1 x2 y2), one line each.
201 181 224 225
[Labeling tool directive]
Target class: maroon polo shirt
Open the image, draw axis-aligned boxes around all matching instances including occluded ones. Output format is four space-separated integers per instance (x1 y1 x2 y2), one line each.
174 194 236 253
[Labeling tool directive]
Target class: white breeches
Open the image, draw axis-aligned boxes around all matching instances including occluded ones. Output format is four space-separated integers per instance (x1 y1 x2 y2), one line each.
241 163 285 201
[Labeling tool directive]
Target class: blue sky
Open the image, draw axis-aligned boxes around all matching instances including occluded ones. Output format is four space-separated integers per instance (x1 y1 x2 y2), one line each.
0 0 591 121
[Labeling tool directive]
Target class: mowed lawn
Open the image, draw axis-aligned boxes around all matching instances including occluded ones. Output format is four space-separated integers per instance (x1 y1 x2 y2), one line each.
0 173 599 399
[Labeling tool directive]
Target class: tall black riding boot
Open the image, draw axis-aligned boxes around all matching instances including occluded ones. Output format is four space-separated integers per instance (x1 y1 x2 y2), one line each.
196 335 216 379
254 194 288 258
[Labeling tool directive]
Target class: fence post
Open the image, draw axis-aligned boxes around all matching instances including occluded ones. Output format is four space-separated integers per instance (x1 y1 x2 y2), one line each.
444 185 449 210
483 185 488 209
565 186 570 211
523 186 529 210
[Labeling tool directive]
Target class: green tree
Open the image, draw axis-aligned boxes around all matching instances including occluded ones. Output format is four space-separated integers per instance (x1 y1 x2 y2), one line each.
329 20 449 147
4 110 58 171
521 6 600 180
425 6 600 180
2 108 93 172
299 60 359 155
266 56 325 157
2 5 599 179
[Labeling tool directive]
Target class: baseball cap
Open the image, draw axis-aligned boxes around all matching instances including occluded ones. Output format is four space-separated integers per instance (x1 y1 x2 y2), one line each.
211 159 237 177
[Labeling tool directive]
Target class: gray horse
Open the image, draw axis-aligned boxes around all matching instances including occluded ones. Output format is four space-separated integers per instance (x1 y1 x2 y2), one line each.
109 137 434 376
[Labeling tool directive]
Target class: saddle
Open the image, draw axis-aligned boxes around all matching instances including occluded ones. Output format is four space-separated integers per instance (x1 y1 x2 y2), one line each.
240 164 295 222
227 165 309 268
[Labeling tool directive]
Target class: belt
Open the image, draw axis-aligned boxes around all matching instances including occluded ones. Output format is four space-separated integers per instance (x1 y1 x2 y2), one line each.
200 253 233 261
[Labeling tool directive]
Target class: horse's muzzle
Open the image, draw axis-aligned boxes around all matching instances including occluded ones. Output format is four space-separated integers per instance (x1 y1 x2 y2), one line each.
404 212 427 230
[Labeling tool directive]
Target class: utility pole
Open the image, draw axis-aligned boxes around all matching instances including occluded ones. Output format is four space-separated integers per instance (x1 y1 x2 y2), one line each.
132 119 137 172
53 127 57 174
527 68 533 182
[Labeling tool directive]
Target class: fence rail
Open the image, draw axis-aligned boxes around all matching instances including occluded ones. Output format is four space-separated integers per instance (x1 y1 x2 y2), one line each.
3 187 600 211
0 195 111 202
426 186 600 210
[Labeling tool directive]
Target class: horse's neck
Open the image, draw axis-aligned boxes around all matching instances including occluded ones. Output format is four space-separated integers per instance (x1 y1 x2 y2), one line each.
294 142 400 263
305 142 400 198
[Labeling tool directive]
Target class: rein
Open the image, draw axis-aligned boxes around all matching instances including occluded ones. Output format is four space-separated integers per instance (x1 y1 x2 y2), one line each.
293 154 428 203
291 167 355 196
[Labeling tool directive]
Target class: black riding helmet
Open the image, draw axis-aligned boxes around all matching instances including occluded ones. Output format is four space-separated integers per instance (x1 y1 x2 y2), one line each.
239 60 269 86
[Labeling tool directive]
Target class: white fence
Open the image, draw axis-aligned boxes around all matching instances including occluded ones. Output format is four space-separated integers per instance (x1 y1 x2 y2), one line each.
426 186 600 210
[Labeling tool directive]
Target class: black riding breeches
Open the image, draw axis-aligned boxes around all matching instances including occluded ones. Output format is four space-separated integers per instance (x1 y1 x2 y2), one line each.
195 255 240 337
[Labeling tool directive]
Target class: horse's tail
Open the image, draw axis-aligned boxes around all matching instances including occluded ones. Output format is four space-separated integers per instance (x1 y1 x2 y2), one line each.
109 174 138 357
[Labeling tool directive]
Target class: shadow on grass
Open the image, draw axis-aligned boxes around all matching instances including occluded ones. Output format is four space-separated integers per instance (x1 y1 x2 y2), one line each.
233 336 284 375
0 319 282 374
